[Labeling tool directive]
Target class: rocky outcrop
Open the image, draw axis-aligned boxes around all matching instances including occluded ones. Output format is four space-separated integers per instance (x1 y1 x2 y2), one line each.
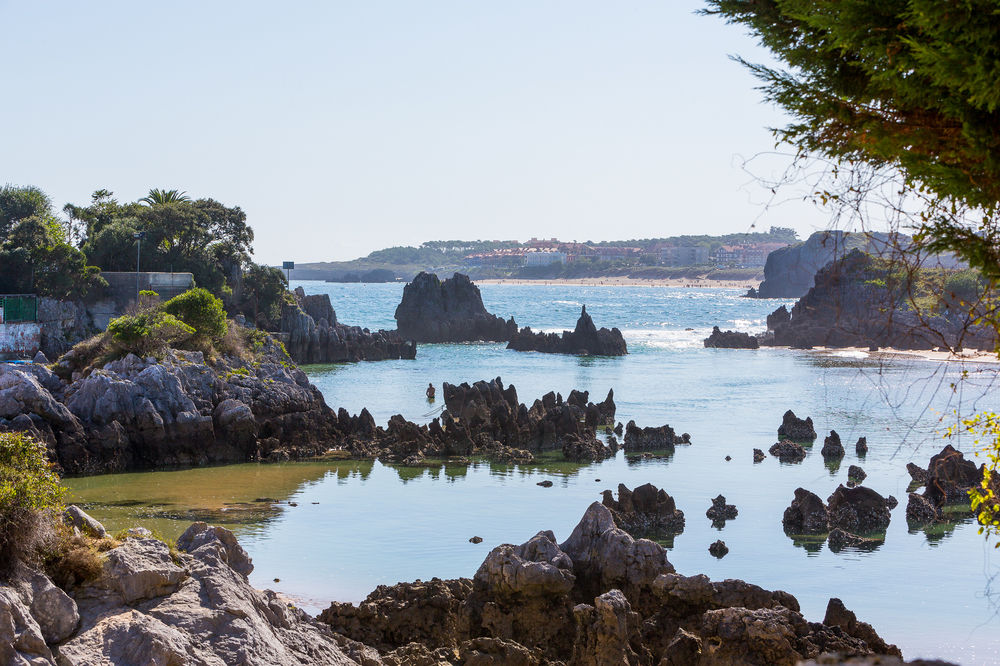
0 335 342 475
706 494 738 524
623 420 690 452
822 430 845 459
1 522 356 666
783 488 830 534
334 377 620 463
282 289 416 363
770 440 807 463
601 483 685 537
760 249 996 351
703 326 760 349
708 540 729 558
856 436 868 456
749 230 871 299
778 410 817 441
826 485 892 534
507 306 627 356
394 272 517 343
848 465 867 484
753 448 766 463
904 444 995 525
320 502 903 665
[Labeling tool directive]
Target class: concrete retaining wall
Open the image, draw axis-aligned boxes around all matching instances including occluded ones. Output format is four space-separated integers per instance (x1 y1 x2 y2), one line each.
0 322 41 359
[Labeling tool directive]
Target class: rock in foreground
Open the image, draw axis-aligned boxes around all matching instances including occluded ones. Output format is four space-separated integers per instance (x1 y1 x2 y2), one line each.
507 305 627 356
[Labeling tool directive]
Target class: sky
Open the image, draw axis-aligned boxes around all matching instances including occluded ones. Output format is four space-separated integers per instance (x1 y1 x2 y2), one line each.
0 1 831 264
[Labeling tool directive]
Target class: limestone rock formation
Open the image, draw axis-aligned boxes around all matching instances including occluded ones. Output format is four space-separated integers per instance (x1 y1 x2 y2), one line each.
826 485 892 534
782 488 830 534
706 494 738 524
623 420 690 452
848 465 867 484
856 436 868 456
703 326 760 349
770 440 807 463
394 272 517 343
778 410 817 441
507 306 627 356
822 430 846 459
283 289 416 363
320 502 905 664
600 483 685 537
0 335 343 475
749 230 870 299
708 540 729 558
753 448 766 463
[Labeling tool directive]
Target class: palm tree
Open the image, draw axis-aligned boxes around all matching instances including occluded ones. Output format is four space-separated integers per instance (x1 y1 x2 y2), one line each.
139 188 191 206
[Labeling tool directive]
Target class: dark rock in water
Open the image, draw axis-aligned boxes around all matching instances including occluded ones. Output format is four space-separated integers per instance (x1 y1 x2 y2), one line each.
601 482 685 536
769 440 807 463
282 291 415 363
537 480 554 487
823 597 902 657
856 436 868 456
507 305 628 356
782 488 829 534
394 272 517 343
767 304 792 328
614 422 623 436
561 433 616 462
708 540 729 558
706 495 738 524
827 485 891 533
724 455 732 461
821 430 845 459
469 536 483 544
906 492 940 524
623 420 690 452
778 410 817 441
753 448 765 463
848 465 867 483
906 462 928 486
319 501 900 664
827 528 884 553
751 230 866 299
886 495 898 511
924 444 981 506
703 326 760 349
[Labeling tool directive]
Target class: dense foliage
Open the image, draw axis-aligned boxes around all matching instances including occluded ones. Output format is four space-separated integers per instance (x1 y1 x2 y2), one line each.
161 287 228 342
107 310 195 356
0 432 64 572
0 185 105 298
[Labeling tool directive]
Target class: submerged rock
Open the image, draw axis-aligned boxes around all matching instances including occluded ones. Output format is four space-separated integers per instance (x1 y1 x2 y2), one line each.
782 488 830 534
770 440 807 463
623 420 690 452
708 540 729 558
821 430 845 459
706 494 738 524
507 306 627 356
856 436 868 456
753 448 766 463
778 410 817 441
827 528 884 553
905 492 940 524
906 462 928 486
848 465 867 484
394 272 517 343
827 485 891 534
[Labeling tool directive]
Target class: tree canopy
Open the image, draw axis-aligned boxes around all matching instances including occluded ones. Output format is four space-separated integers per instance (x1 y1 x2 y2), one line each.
703 0 1000 276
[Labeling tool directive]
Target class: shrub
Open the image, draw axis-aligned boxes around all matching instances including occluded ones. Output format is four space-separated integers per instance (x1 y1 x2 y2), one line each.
162 287 228 342
0 433 64 573
107 311 195 356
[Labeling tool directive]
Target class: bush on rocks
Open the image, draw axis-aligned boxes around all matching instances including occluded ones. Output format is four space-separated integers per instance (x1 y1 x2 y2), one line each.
162 287 228 343
0 433 64 573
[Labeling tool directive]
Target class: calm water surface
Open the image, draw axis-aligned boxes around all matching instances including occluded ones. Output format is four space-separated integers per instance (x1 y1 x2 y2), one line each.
65 281 1000 664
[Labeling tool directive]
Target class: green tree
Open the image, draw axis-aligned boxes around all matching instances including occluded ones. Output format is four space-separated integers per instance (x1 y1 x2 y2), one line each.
0 432 65 571
139 188 191 205
162 287 228 342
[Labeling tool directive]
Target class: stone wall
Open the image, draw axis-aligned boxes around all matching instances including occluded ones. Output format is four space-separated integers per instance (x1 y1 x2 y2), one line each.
99 272 194 305
0 322 41 359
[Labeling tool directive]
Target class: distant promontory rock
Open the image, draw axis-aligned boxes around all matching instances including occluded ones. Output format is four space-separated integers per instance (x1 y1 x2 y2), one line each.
394 272 517 343
507 305 627 356
749 231 882 299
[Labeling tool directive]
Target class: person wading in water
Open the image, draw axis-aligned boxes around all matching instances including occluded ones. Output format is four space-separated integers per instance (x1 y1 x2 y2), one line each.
426 383 435 401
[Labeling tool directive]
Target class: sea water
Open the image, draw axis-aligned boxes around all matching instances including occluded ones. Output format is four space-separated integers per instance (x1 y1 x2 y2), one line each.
65 281 1000 664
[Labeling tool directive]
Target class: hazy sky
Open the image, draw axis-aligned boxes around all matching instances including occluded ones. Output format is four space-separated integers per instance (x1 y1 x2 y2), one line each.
1 1 829 264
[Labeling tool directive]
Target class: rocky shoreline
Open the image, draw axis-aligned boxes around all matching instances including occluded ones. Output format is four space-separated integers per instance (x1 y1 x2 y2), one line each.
0 500 929 665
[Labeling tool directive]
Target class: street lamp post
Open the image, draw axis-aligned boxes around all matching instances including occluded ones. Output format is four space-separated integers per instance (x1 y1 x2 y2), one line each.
133 231 147 302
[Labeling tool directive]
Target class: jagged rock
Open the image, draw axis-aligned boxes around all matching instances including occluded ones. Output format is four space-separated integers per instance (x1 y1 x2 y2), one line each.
570 589 640 665
826 485 891 534
906 493 940 524
824 598 902 656
769 440 807 463
856 437 868 456
886 495 899 511
703 326 760 349
394 272 517 343
782 488 829 534
778 410 817 441
561 433 615 462
924 444 981 505
63 505 106 538
507 306 627 356
827 528 884 553
33 351 49 364
57 525 356 665
708 540 729 558
706 495 738 524
623 420 689 452
906 462 928 486
751 230 868 299
0 586 54 665
662 627 703 665
753 448 766 463
822 430 845 459
177 522 253 577
601 483 685 536
282 292 416 363
15 569 79 644
847 465 867 484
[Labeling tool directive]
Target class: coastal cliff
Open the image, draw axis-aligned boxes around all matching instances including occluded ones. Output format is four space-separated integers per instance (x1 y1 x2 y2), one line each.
394 272 517 343
749 231 879 299
0 335 341 475
507 305 628 356
281 289 415 363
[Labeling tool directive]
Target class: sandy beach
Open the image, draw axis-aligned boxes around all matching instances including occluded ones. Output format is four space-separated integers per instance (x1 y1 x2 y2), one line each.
808 345 1000 364
475 276 759 289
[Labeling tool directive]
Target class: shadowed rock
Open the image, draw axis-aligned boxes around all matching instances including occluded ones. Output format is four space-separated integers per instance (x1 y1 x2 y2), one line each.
507 306 627 356
770 440 807 463
782 488 830 534
821 430 845 459
703 326 759 349
623 420 690 452
394 272 517 343
778 410 817 441
827 485 891 533
601 483 685 537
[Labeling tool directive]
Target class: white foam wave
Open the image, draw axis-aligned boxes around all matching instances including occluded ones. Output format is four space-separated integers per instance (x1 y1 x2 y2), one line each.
622 328 710 350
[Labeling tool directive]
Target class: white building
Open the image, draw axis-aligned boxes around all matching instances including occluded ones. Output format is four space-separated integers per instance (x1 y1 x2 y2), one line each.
523 250 566 266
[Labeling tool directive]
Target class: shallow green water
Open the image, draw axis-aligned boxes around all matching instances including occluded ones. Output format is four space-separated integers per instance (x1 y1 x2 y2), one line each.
63 282 1000 664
